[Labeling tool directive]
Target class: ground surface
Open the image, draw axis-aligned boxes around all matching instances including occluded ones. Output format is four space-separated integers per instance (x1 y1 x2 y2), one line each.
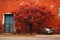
0 34 60 40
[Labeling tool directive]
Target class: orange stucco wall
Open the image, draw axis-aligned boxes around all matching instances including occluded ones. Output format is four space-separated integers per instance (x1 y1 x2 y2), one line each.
0 0 60 33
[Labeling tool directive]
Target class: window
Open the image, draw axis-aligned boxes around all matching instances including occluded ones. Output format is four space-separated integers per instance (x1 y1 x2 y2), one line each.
58 7 60 17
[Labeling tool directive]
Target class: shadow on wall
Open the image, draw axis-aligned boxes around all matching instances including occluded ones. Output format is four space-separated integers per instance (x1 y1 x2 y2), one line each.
0 21 4 33
12 2 59 34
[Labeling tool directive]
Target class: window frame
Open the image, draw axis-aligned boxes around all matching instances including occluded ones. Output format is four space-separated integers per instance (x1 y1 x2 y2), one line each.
58 6 60 17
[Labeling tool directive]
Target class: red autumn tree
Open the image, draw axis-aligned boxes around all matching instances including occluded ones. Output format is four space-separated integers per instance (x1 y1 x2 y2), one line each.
12 2 55 34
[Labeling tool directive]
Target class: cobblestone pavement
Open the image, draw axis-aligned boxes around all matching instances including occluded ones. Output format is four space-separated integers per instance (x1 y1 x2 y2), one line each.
0 34 60 40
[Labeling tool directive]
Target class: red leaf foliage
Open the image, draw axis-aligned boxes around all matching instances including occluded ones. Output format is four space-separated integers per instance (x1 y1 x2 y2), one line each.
12 2 56 34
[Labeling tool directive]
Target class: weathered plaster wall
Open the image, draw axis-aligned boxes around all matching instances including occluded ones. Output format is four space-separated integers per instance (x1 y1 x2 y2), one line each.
0 0 60 33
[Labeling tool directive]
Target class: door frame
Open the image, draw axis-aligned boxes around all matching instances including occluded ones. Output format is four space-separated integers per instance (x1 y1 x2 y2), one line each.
3 13 15 33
